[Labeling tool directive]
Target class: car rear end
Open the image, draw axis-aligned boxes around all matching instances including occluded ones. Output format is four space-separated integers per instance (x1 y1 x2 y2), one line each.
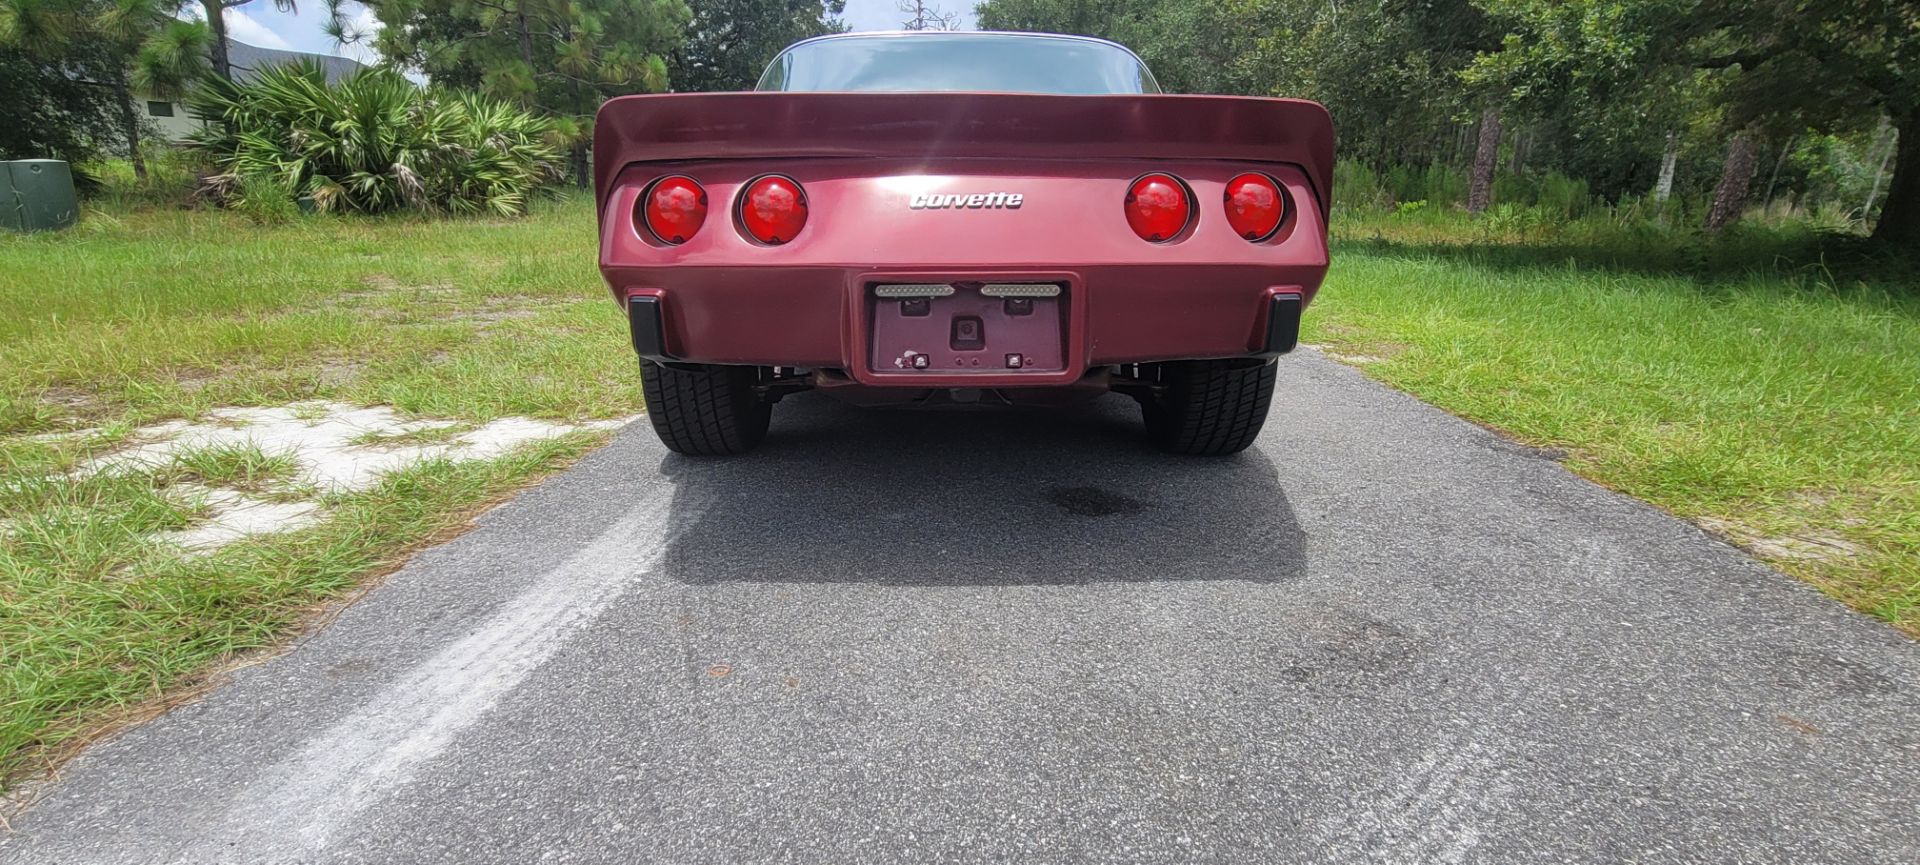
595 35 1333 456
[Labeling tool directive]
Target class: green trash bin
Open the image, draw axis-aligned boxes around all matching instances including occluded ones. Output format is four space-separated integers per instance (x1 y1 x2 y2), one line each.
2 159 79 232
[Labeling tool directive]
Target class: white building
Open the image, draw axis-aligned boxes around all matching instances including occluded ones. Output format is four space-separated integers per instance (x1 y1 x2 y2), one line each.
140 40 370 142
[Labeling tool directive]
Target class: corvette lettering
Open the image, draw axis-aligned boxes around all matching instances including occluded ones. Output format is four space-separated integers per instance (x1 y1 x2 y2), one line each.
909 192 1024 209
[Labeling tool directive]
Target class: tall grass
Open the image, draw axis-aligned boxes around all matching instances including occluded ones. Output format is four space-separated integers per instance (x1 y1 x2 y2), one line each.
81 147 205 211
1328 156 1875 239
0 196 636 434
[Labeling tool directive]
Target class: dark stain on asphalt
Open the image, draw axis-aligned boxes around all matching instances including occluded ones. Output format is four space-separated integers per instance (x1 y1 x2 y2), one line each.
324 658 376 680
1777 714 1822 736
1482 434 1570 462
1769 648 1896 698
1047 486 1146 517
1270 609 1419 690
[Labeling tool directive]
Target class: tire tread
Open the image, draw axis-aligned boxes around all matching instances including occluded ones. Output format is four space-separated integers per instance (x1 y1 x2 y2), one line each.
640 360 770 456
1143 359 1277 456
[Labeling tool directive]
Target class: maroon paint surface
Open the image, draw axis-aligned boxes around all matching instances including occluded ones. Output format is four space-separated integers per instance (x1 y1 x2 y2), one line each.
595 93 1332 387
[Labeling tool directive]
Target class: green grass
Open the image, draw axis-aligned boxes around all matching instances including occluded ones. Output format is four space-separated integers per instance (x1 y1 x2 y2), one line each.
0 196 637 434
0 194 637 788
1314 209 1920 633
0 435 599 783
348 424 472 448
165 442 301 493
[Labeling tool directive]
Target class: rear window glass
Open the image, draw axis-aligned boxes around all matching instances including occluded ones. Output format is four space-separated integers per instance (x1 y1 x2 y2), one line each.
757 34 1159 95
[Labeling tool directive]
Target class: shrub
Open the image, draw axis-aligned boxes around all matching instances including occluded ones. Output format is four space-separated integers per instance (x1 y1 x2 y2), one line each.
232 173 302 224
1334 159 1389 211
1383 163 1420 204
1535 171 1592 219
189 62 563 216
1491 171 1537 207
1418 162 1468 207
1384 161 1468 207
84 147 207 211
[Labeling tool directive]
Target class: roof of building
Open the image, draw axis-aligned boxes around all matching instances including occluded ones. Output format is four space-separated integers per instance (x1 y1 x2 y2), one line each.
228 39 369 85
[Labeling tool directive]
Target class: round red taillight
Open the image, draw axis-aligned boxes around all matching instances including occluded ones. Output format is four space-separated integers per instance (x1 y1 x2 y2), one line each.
1125 173 1192 242
641 175 707 244
739 175 808 244
1224 173 1285 241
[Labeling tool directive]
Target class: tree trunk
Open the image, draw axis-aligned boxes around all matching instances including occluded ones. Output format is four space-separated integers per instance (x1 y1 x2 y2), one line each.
203 0 231 80
1862 117 1896 217
1705 129 1758 232
1653 131 1678 206
112 70 147 181
1870 110 1918 247
572 141 589 190
1468 105 1501 214
518 7 536 70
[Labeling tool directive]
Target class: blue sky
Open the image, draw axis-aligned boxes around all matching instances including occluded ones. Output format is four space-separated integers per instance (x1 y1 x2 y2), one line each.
229 0 978 64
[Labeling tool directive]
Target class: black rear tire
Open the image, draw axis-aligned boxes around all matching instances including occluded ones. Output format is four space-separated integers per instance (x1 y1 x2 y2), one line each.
1140 359 1277 455
639 360 771 456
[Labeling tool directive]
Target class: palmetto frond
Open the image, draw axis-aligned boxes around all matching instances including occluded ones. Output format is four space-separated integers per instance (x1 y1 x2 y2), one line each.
186 62 562 216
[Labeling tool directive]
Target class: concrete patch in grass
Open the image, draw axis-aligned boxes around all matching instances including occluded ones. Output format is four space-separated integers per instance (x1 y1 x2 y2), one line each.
79 401 629 492
162 485 323 551
46 401 635 551
1698 517 1869 562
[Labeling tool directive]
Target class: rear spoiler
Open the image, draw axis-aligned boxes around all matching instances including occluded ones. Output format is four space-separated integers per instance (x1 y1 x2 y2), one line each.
593 92 1334 214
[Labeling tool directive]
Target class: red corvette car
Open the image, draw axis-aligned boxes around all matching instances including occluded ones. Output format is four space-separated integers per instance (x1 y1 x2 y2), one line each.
595 31 1333 456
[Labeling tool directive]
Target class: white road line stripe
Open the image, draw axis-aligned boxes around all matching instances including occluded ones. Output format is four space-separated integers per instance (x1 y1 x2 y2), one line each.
214 483 700 855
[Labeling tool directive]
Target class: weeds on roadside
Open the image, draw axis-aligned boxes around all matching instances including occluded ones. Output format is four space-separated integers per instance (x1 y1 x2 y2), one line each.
0 197 634 789
348 425 470 448
1310 232 1920 632
163 442 301 493
0 433 603 789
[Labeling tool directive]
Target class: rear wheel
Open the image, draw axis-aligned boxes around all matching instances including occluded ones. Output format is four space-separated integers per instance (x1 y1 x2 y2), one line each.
1140 359 1277 456
639 360 771 456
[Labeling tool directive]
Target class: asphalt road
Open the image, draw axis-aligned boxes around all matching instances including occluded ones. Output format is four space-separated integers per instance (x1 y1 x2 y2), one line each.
4 351 1918 864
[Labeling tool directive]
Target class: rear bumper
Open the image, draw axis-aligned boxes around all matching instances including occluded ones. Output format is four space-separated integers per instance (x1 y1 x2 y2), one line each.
619 268 1307 388
601 156 1327 387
